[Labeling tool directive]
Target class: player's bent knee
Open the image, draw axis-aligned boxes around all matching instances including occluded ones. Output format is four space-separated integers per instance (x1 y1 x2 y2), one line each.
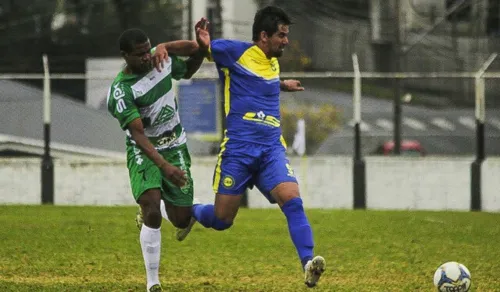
270 182 301 206
143 208 162 228
213 216 233 231
281 197 304 213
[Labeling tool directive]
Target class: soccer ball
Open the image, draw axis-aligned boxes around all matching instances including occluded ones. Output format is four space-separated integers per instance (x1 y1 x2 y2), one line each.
433 261 471 292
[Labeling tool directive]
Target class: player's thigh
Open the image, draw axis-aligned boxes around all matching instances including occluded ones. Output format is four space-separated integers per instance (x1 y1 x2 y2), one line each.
127 144 163 203
212 148 254 197
160 144 194 209
212 147 254 222
256 145 299 206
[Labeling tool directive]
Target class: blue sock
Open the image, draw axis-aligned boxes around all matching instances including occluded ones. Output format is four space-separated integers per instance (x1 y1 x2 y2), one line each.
192 204 215 228
192 204 232 231
281 197 314 269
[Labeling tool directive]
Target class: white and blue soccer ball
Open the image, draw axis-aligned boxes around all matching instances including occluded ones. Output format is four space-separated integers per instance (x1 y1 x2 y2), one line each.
433 261 471 292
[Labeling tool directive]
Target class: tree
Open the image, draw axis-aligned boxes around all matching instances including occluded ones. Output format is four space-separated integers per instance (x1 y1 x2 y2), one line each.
112 0 144 30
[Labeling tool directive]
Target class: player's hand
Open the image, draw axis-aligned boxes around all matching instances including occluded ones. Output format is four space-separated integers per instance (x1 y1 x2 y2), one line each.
282 79 305 92
152 43 168 72
160 163 187 187
195 17 210 50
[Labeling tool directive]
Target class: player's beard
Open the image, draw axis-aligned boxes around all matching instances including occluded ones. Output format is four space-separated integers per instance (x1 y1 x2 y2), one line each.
272 44 286 58
273 48 285 58
135 62 153 74
137 61 153 74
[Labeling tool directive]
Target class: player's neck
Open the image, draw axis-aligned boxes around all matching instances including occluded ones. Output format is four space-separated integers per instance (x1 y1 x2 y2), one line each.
123 65 133 75
253 42 272 59
123 66 144 76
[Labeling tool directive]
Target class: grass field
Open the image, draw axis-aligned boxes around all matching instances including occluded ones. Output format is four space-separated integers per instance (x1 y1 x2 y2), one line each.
1 206 499 291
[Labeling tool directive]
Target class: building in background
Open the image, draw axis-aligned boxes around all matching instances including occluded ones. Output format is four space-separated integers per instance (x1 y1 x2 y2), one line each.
181 0 257 41
266 0 500 106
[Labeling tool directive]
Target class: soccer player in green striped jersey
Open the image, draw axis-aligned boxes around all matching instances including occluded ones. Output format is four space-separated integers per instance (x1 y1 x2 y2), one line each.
107 19 210 292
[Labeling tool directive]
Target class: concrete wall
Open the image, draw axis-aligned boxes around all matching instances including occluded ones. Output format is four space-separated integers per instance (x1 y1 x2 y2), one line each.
1 156 499 212
365 157 472 211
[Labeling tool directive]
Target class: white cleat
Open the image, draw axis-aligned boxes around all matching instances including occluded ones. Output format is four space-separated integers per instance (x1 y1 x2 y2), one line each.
175 217 196 241
304 256 326 288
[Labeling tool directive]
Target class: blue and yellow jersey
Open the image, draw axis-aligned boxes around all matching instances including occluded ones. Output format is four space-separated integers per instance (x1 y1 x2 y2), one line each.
208 39 282 145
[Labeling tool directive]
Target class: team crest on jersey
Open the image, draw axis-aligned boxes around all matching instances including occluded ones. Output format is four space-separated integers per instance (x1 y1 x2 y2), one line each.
222 175 235 188
152 106 175 127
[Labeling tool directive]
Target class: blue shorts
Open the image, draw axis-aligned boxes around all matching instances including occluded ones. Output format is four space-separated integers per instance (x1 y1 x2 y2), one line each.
212 139 298 203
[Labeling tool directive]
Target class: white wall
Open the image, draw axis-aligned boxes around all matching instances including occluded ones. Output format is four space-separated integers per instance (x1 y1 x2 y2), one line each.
184 0 257 40
0 157 217 206
224 0 256 41
85 58 123 110
482 158 500 212
366 157 472 211
248 157 353 209
2 156 499 212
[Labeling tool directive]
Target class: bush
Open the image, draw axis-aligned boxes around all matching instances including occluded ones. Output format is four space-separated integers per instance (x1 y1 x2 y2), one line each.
279 40 313 71
280 103 341 155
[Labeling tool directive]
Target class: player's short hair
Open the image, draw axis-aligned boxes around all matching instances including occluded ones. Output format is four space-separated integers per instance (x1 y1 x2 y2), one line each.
118 28 149 53
252 6 292 42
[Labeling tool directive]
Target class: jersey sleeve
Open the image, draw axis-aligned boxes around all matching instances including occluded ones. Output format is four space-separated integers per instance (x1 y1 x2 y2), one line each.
170 55 187 80
107 82 140 130
207 39 244 68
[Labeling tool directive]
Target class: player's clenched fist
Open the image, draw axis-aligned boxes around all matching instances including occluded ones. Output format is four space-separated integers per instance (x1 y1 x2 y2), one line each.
195 17 210 50
160 163 187 187
281 79 305 92
152 44 168 73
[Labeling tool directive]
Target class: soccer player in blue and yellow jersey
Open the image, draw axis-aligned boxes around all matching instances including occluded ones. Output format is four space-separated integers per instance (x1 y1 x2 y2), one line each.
189 6 326 288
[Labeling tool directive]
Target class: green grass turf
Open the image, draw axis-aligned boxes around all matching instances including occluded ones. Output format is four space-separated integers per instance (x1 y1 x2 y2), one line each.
0 206 499 291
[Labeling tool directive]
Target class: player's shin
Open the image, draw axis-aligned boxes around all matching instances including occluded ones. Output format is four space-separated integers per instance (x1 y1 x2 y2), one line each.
140 225 162 289
192 204 213 227
192 204 232 230
281 197 314 268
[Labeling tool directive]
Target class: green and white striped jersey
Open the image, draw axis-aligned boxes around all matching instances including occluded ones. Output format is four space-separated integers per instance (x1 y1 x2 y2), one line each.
107 54 187 150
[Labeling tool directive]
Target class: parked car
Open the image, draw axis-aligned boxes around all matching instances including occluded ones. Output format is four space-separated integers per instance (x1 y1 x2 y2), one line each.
376 140 425 156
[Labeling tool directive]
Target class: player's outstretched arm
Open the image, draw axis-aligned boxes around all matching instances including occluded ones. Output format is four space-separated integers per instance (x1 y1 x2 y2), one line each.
161 40 199 56
183 17 211 79
127 118 187 187
151 41 199 72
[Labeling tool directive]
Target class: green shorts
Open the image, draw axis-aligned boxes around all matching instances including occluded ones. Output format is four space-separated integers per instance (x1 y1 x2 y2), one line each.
126 143 193 207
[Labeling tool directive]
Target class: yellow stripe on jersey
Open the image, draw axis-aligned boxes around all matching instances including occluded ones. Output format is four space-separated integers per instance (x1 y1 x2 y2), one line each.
236 46 280 80
242 112 280 127
212 131 229 193
206 45 214 62
280 135 288 149
221 68 231 116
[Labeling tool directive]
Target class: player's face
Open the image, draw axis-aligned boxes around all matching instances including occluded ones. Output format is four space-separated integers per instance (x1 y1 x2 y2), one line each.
124 41 153 74
268 24 289 58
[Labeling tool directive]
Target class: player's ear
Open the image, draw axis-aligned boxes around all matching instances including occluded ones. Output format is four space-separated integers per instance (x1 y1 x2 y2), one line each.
120 51 129 59
259 31 268 42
